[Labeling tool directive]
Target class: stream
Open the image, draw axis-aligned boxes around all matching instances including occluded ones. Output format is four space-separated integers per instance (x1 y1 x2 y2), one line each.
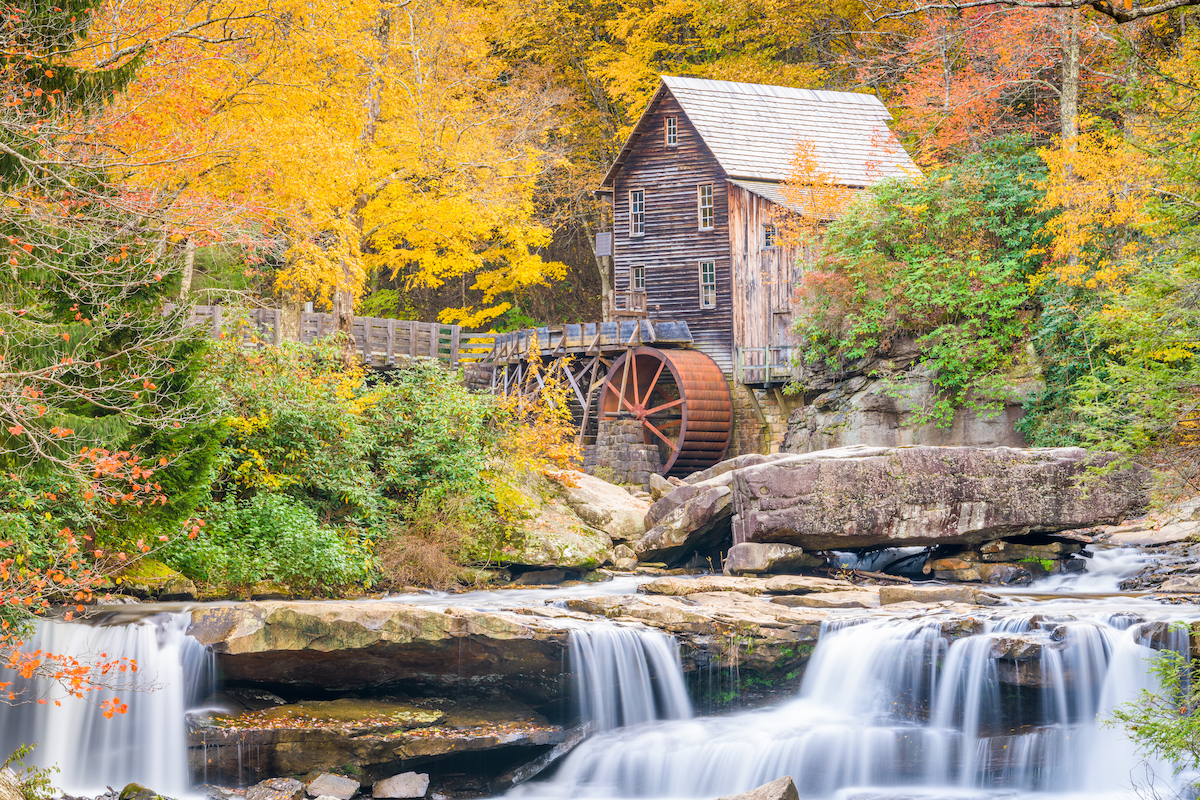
0 546 1195 800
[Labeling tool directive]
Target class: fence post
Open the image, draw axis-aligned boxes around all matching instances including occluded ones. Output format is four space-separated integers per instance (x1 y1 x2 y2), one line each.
386 319 396 366
409 321 418 357
450 326 461 369
429 324 439 359
272 309 282 346
362 317 372 365
211 306 222 339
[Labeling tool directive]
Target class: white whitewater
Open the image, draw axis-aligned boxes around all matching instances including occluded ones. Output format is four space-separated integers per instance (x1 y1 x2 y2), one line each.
516 607 1194 800
0 612 212 796
570 625 693 731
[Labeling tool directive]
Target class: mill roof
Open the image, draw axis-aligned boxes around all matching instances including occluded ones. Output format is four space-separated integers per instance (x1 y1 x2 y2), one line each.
601 75 918 189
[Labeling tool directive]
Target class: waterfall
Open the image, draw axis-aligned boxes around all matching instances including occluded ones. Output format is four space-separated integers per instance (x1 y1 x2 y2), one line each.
569 625 692 731
0 611 212 796
519 609 1191 800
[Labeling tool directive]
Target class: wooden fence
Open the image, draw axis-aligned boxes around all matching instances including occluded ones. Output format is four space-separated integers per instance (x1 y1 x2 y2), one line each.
190 306 495 369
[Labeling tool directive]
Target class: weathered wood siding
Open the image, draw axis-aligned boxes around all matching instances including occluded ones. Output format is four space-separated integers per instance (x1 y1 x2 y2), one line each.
728 185 807 357
612 93 734 375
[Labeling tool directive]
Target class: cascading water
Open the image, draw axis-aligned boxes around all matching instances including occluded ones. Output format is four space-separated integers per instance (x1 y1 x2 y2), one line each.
517 607 1194 800
0 611 213 796
569 624 693 731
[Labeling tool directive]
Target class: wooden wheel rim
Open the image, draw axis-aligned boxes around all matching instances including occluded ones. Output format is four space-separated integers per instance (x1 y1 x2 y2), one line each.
597 347 732 476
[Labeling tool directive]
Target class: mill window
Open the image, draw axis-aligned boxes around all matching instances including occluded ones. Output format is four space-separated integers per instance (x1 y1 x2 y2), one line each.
632 265 645 291
666 116 678 147
698 184 714 231
629 189 645 237
699 261 716 309
763 224 778 248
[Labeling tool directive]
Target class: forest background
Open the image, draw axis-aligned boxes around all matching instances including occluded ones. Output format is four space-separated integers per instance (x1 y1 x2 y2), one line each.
3 0 1200 620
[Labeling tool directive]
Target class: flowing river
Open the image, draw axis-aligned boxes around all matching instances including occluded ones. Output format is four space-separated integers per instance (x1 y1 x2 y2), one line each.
0 547 1196 800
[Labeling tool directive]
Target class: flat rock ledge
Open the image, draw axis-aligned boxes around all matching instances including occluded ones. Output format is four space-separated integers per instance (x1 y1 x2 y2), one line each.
187 602 570 704
189 698 561 782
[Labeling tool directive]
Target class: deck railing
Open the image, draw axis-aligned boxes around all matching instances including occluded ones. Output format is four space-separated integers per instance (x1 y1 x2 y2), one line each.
736 345 796 387
190 305 494 368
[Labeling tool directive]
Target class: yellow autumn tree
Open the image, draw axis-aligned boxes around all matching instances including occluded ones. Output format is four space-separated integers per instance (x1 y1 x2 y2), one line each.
104 0 567 329
779 140 856 247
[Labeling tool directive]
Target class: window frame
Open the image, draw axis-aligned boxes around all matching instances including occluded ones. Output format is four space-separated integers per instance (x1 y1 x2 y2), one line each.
631 265 646 291
629 188 645 237
665 116 678 147
698 260 717 309
697 184 714 231
763 223 777 248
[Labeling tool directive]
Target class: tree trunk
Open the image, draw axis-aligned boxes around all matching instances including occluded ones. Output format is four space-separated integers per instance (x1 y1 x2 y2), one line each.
1060 9 1080 149
181 237 195 299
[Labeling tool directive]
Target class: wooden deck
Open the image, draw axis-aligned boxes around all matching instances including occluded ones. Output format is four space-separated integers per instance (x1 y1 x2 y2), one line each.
488 320 692 365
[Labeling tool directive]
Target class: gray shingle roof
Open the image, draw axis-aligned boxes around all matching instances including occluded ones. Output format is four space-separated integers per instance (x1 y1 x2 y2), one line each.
601 76 919 188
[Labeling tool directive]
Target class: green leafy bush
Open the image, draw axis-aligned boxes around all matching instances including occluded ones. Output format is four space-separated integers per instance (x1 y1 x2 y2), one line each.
795 141 1048 425
164 492 371 591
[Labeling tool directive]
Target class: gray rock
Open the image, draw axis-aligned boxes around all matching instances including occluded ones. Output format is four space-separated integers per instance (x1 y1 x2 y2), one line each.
307 773 359 800
771 590 880 609
731 445 1148 550
714 776 799 800
0 769 19 800
648 473 675 501
723 543 823 575
1160 575 1200 593
1109 520 1200 547
374 772 430 799
782 345 1040 454
247 778 305 800
562 471 651 542
635 483 733 565
612 544 637 570
879 585 1000 606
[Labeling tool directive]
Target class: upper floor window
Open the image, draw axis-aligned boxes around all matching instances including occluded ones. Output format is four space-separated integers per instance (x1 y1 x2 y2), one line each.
629 189 645 237
632 265 646 291
763 223 778 248
699 261 716 309
665 116 678 147
698 184 714 231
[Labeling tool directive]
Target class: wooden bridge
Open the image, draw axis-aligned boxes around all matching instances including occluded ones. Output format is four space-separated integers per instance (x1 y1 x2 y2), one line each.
191 305 496 368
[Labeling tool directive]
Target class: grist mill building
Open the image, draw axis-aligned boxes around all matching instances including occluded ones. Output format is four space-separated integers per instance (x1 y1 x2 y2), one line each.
593 76 918 457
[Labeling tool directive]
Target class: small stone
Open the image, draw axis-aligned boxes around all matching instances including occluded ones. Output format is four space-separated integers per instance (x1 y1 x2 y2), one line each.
307 773 360 800
648 473 674 500
1160 575 1200 593
374 772 430 799
247 778 305 800
612 544 637 570
714 776 799 800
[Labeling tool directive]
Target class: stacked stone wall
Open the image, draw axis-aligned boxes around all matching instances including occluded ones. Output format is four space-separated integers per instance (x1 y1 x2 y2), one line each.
728 384 793 457
582 417 663 487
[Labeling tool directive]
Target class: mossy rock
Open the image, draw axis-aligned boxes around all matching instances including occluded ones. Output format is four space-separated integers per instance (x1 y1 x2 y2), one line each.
116 559 184 598
119 784 167 800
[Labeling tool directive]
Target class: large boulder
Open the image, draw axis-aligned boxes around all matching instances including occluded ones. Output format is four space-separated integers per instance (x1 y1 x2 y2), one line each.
555 470 651 543
723 543 823 575
0 770 19 800
731 446 1148 550
306 774 359 800
636 478 733 564
187 602 569 703
374 772 430 798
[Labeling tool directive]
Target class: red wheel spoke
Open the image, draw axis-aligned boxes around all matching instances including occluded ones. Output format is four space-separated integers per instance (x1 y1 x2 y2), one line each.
646 397 684 415
643 359 666 408
643 419 680 452
603 378 633 413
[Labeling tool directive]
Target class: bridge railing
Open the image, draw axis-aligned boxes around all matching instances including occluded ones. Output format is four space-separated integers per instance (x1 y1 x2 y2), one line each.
190 305 495 369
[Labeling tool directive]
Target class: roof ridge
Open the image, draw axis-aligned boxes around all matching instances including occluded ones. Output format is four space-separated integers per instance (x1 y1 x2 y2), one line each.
660 74 885 107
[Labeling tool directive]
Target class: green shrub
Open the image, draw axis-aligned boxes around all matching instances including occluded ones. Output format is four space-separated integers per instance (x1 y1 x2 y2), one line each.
165 493 371 592
795 140 1049 426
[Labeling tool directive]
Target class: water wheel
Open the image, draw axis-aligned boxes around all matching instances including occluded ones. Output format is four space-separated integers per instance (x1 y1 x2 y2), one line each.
597 347 732 477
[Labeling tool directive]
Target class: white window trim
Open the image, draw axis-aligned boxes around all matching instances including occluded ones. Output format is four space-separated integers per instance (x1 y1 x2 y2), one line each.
632 265 646 291
698 184 714 231
699 260 716 309
629 188 645 237
763 223 777 248
665 116 678 147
